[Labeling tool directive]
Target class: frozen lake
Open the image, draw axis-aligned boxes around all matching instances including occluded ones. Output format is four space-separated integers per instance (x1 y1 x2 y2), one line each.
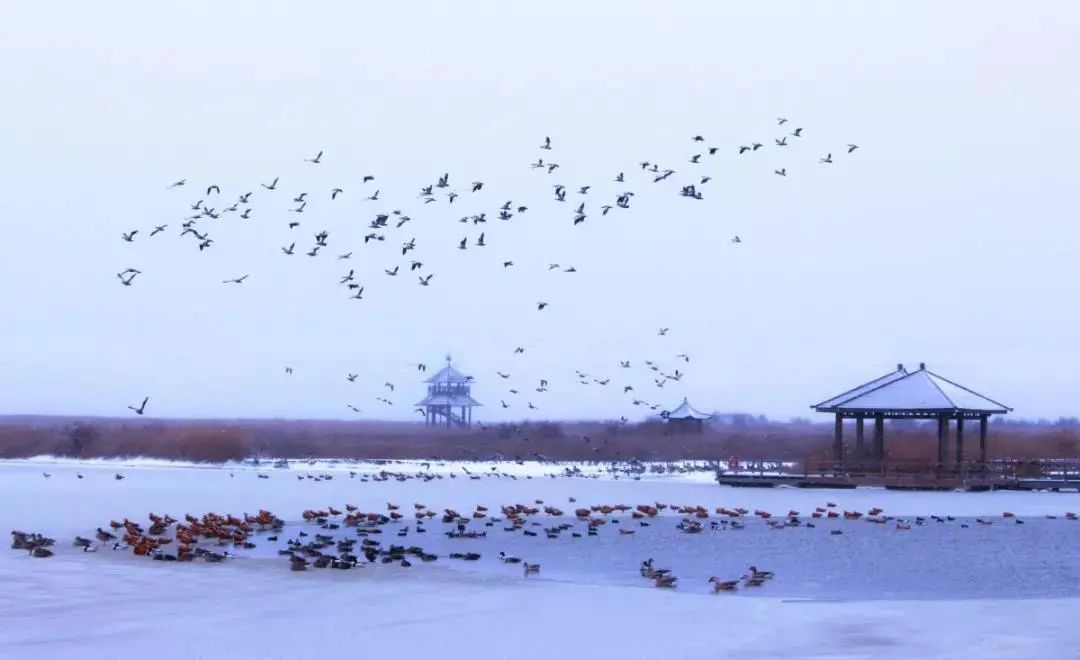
2 458 1079 659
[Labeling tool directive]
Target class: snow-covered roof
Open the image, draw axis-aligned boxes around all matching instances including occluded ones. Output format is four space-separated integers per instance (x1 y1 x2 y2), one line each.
813 364 1010 414
417 393 482 407
665 398 713 420
425 361 472 384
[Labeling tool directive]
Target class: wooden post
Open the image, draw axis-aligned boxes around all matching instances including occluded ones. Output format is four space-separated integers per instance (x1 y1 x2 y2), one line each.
937 415 949 465
833 413 844 469
956 417 965 465
874 414 885 460
979 415 988 464
855 416 865 461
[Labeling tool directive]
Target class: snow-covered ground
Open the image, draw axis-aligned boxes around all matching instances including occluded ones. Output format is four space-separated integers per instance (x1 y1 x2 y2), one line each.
2 458 1078 659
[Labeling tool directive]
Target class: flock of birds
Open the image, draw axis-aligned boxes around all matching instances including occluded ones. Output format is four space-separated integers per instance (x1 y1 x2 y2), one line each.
116 119 859 420
15 479 1077 599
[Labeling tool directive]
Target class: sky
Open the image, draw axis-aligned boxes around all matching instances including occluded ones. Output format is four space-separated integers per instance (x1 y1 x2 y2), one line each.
1 2 1078 422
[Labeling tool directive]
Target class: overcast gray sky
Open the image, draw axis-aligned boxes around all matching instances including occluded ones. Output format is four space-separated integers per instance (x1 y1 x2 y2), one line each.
1 2 1078 422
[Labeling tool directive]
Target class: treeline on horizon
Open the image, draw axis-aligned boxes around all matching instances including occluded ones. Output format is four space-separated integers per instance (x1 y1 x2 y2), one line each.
0 416 1077 463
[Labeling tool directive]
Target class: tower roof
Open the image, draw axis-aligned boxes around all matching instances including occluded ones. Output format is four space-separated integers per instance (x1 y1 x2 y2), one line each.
665 398 712 420
425 357 472 384
416 392 482 407
813 363 1010 414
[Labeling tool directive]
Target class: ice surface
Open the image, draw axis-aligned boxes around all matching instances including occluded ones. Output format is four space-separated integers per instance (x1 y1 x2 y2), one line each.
2 459 1078 659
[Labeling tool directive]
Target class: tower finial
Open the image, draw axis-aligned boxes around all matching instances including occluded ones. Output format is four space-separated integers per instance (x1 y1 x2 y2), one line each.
446 352 452 365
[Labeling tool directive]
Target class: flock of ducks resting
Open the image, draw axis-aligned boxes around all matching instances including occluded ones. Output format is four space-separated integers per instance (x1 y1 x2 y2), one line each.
12 496 1078 598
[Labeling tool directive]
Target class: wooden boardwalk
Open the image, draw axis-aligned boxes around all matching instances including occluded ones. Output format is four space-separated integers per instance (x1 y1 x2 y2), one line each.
715 459 1080 492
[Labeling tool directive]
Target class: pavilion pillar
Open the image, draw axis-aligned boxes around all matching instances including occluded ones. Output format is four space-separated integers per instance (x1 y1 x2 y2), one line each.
979 415 988 464
833 413 844 468
937 415 949 465
873 414 885 460
855 416 865 460
955 417 965 465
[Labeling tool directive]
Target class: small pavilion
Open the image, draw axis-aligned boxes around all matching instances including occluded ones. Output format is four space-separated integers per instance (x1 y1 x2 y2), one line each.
812 363 1011 466
417 355 481 428
663 398 713 433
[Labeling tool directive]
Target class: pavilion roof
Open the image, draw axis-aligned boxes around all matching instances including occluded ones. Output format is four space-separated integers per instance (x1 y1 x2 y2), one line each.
417 393 482 407
813 364 1010 414
425 362 472 384
665 398 713 420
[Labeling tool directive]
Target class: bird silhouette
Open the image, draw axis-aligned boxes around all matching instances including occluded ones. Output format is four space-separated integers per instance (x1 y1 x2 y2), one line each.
168 179 186 189
116 269 140 286
775 168 787 176
128 397 149 415
261 177 279 190
419 274 433 286
305 151 323 164
819 153 833 164
847 144 859 153
282 243 295 255
150 225 167 237
206 185 220 195
537 302 549 311
331 188 343 200
222 274 249 284
346 373 358 382
121 230 138 242
540 136 552 150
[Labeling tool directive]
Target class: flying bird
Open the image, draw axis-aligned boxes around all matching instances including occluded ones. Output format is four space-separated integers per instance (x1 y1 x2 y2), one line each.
305 151 323 164
261 177 279 190
819 153 833 164
419 274 433 286
150 225 167 237
168 179 186 189
116 269 140 286
128 397 149 415
540 136 552 150
223 274 249 284
206 185 220 195
121 230 138 242
775 168 787 176
331 188 343 200
537 302 549 311
847 144 859 153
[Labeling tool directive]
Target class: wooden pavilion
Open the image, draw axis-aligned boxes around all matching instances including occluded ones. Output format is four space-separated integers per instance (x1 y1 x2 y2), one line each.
812 363 1011 467
417 355 481 428
663 398 713 433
